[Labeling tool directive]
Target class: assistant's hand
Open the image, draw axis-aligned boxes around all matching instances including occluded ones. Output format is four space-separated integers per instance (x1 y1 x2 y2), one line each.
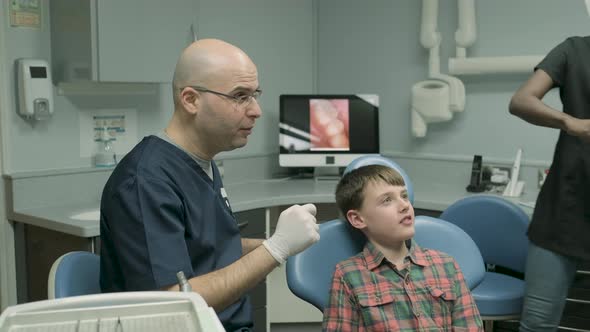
565 117 590 143
262 204 320 264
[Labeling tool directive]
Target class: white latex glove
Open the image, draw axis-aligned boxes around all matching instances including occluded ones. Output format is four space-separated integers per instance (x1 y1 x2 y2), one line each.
263 203 320 264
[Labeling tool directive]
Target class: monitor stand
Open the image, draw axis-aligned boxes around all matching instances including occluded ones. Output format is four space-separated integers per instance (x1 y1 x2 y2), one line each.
313 167 341 182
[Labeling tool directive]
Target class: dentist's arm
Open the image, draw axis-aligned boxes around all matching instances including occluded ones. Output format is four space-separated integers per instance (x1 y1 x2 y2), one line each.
165 204 319 312
241 238 264 255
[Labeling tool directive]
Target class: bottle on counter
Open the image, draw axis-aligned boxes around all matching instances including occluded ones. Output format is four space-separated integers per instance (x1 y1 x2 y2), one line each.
94 126 117 167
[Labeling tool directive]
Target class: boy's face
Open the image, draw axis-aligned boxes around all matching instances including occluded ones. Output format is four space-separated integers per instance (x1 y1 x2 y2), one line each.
347 180 415 246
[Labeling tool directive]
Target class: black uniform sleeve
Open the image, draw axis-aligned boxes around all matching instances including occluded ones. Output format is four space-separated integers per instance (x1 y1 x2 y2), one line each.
535 38 572 87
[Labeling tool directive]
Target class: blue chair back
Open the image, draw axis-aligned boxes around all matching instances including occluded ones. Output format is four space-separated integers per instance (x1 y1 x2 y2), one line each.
286 216 486 311
344 155 414 204
413 216 486 290
286 219 364 311
440 195 530 273
48 251 101 299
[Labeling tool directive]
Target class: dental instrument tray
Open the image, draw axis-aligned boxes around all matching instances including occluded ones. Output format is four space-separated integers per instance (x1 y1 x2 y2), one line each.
0 291 225 332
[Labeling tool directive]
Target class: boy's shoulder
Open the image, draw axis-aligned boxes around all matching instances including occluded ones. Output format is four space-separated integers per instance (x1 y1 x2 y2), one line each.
333 244 459 279
334 252 369 275
414 245 457 265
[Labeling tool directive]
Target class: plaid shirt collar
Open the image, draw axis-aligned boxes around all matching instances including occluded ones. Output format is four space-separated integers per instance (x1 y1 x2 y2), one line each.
362 239 430 270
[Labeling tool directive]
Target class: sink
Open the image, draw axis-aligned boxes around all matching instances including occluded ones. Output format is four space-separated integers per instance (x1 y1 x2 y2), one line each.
70 209 100 221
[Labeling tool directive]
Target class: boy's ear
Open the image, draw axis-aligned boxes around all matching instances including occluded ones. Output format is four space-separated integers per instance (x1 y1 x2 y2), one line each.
346 210 367 230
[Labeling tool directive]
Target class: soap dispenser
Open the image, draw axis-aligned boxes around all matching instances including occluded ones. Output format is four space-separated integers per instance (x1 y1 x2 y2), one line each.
94 126 117 167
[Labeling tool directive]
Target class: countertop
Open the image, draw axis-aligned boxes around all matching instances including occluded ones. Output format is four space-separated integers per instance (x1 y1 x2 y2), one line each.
9 178 537 238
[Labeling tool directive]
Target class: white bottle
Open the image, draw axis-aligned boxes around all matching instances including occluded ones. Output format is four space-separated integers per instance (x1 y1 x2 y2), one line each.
94 127 117 167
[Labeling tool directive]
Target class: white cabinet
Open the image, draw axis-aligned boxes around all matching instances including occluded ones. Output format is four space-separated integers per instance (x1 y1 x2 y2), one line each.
50 0 195 83
264 203 341 330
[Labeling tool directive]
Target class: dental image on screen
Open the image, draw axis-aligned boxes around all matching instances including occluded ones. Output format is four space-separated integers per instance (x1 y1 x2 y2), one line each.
279 94 379 168
309 99 350 151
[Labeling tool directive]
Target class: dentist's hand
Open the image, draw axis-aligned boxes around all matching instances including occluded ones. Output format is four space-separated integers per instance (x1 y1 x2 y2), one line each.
262 204 320 264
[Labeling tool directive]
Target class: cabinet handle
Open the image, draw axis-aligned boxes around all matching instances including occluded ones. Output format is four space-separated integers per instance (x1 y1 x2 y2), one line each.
237 220 249 229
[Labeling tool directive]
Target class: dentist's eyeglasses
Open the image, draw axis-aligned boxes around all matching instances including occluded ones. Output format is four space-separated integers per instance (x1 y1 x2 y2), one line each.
183 86 262 109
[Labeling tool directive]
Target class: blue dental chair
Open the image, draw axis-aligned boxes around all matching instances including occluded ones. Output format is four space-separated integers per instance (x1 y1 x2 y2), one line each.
48 251 101 299
286 155 486 311
285 215 486 311
440 195 530 327
342 154 415 203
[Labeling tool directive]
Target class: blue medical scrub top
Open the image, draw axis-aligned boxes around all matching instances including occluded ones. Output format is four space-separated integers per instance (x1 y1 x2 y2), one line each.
99 136 252 330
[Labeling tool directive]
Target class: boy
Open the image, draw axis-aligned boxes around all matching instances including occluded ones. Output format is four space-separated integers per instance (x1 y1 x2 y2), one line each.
323 165 483 331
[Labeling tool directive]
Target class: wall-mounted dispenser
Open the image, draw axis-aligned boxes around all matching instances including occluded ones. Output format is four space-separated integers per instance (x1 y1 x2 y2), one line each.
17 58 53 121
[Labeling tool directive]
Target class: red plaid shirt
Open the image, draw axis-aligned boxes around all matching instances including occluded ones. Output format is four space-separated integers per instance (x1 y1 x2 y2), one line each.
323 240 483 331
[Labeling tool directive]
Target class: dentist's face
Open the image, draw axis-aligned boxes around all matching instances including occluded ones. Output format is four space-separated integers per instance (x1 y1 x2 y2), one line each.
196 61 262 153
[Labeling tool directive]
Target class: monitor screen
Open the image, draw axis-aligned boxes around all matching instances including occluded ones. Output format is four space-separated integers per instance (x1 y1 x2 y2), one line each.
279 94 380 167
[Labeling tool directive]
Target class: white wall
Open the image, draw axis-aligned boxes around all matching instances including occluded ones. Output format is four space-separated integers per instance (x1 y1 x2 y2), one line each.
0 0 317 309
317 0 590 164
1 0 317 173
193 0 317 159
0 0 318 310
0 0 17 310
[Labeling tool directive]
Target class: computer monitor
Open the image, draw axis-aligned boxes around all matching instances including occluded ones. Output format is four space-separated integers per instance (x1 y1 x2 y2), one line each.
279 94 380 168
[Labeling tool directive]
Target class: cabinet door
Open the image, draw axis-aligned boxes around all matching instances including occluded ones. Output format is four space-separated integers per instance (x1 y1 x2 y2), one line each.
266 204 339 325
95 0 195 82
23 225 93 302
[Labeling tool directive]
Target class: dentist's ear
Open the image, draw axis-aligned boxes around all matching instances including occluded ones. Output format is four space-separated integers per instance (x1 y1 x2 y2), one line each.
180 87 200 115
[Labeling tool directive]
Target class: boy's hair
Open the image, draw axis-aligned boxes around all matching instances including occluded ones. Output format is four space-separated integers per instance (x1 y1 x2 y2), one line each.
335 165 406 223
